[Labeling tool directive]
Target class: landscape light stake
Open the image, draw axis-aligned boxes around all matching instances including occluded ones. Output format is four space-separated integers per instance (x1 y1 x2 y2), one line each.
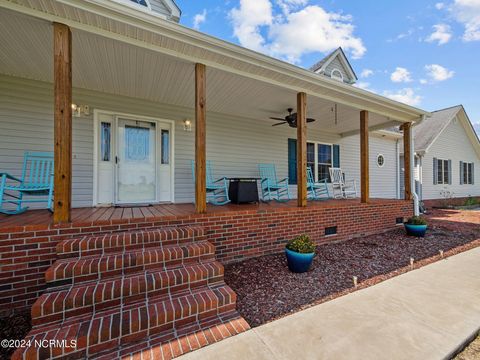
439 250 444 258
410 258 414 269
353 276 358 288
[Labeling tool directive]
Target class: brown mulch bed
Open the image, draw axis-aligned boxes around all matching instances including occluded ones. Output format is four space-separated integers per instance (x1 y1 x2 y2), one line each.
0 310 31 360
224 209 480 327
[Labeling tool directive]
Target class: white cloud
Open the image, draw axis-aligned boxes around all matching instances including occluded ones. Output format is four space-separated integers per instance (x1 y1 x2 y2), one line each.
276 0 308 15
425 64 455 81
425 24 452 45
391 67 413 83
229 0 366 63
230 0 273 52
420 79 428 84
360 69 373 78
193 9 208 30
354 81 370 90
383 88 422 106
450 0 480 41
435 2 445 10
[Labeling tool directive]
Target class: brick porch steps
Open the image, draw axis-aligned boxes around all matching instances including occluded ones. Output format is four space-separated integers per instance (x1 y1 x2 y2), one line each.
46 241 215 287
57 226 205 259
92 311 250 360
13 227 249 360
32 261 225 326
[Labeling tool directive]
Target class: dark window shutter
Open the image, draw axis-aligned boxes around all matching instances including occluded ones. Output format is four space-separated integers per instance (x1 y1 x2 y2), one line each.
333 145 340 168
448 160 452 184
472 163 475 184
433 157 438 185
288 138 297 185
460 161 464 185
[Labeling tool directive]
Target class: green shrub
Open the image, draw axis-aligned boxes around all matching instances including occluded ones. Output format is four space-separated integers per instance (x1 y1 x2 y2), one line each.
286 234 316 254
406 216 427 226
464 197 479 206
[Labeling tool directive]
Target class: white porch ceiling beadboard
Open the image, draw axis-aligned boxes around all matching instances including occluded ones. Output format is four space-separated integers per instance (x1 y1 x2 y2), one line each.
0 8 400 134
0 0 428 123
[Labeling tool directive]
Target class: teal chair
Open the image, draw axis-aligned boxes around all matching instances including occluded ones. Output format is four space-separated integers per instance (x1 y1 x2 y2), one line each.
0 152 54 215
258 164 290 202
191 160 230 205
307 167 330 200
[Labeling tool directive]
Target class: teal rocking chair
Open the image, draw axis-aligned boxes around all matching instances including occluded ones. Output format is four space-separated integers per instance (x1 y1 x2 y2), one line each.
258 164 290 202
191 160 230 205
307 167 330 200
0 152 54 215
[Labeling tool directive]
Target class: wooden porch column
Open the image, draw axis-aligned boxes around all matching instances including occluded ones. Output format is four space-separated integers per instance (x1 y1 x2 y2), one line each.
53 23 72 223
360 110 369 203
403 122 413 201
195 63 207 213
297 92 307 207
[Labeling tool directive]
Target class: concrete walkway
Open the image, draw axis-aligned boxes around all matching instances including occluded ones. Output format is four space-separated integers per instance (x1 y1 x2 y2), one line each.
179 247 480 360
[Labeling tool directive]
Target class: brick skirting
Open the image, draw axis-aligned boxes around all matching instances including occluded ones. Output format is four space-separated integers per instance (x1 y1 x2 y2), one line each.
0 200 413 316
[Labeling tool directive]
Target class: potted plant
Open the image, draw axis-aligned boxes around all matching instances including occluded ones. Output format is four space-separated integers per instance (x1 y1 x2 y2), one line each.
404 216 428 237
285 234 315 273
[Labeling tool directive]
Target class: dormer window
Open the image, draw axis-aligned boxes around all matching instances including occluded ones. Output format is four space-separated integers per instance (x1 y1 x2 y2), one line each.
130 0 149 7
331 69 344 82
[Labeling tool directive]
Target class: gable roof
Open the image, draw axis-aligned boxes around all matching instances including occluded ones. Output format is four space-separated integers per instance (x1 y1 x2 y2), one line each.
309 47 358 84
414 105 480 157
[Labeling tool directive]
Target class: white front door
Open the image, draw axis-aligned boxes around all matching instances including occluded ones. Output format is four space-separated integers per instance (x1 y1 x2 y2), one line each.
94 112 173 205
116 118 157 203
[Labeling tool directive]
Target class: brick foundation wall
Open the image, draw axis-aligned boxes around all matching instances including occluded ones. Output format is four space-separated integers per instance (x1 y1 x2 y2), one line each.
422 196 480 208
0 200 412 316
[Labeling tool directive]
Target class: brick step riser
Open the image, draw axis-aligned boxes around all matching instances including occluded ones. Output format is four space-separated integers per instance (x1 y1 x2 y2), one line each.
57 227 205 258
91 312 249 360
32 269 225 326
46 243 216 285
19 287 238 360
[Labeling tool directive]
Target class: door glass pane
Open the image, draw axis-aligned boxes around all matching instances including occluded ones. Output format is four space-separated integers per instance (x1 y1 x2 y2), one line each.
100 122 111 162
161 130 170 164
117 120 156 202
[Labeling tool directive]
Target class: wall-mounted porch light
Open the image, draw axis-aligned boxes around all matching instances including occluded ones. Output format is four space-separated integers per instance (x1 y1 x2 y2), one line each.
71 103 90 117
183 119 192 132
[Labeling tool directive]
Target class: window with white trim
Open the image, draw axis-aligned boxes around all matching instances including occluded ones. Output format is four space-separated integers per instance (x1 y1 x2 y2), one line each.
436 159 450 185
306 142 333 182
461 162 474 185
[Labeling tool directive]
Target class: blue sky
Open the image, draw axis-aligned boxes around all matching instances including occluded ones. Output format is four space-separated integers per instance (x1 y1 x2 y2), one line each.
175 0 480 136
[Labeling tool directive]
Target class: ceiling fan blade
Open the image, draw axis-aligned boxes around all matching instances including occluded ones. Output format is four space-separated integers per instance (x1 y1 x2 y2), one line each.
269 117 286 121
307 118 316 123
272 122 287 126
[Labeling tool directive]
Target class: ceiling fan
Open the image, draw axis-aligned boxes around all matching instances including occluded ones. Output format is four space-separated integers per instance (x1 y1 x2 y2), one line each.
269 108 316 128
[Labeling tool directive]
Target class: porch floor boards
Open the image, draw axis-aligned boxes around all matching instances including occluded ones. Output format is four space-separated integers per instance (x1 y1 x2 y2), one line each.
0 199 394 229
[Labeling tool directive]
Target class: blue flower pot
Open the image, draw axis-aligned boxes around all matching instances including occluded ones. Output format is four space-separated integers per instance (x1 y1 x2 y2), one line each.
404 223 427 237
285 248 315 273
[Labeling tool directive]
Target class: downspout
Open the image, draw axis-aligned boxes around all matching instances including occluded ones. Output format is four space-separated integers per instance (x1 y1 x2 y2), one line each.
410 115 426 216
395 139 400 199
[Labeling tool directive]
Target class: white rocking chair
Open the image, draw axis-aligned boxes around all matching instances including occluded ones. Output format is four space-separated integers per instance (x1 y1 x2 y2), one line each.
329 167 357 199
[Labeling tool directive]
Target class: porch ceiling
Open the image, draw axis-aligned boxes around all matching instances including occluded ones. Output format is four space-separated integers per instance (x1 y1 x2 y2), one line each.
0 8 405 135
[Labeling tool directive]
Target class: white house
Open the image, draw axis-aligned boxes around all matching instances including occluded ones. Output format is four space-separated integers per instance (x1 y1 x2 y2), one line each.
400 105 480 204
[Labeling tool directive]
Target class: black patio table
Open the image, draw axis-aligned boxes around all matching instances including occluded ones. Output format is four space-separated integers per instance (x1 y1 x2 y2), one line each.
228 178 260 204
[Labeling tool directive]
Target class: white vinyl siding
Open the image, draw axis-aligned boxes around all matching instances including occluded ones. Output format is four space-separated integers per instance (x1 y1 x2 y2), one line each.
0 74 401 208
149 0 171 17
420 117 480 200
324 57 352 84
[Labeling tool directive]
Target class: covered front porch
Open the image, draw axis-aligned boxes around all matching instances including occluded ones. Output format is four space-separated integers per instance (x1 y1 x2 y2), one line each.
0 2 426 225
